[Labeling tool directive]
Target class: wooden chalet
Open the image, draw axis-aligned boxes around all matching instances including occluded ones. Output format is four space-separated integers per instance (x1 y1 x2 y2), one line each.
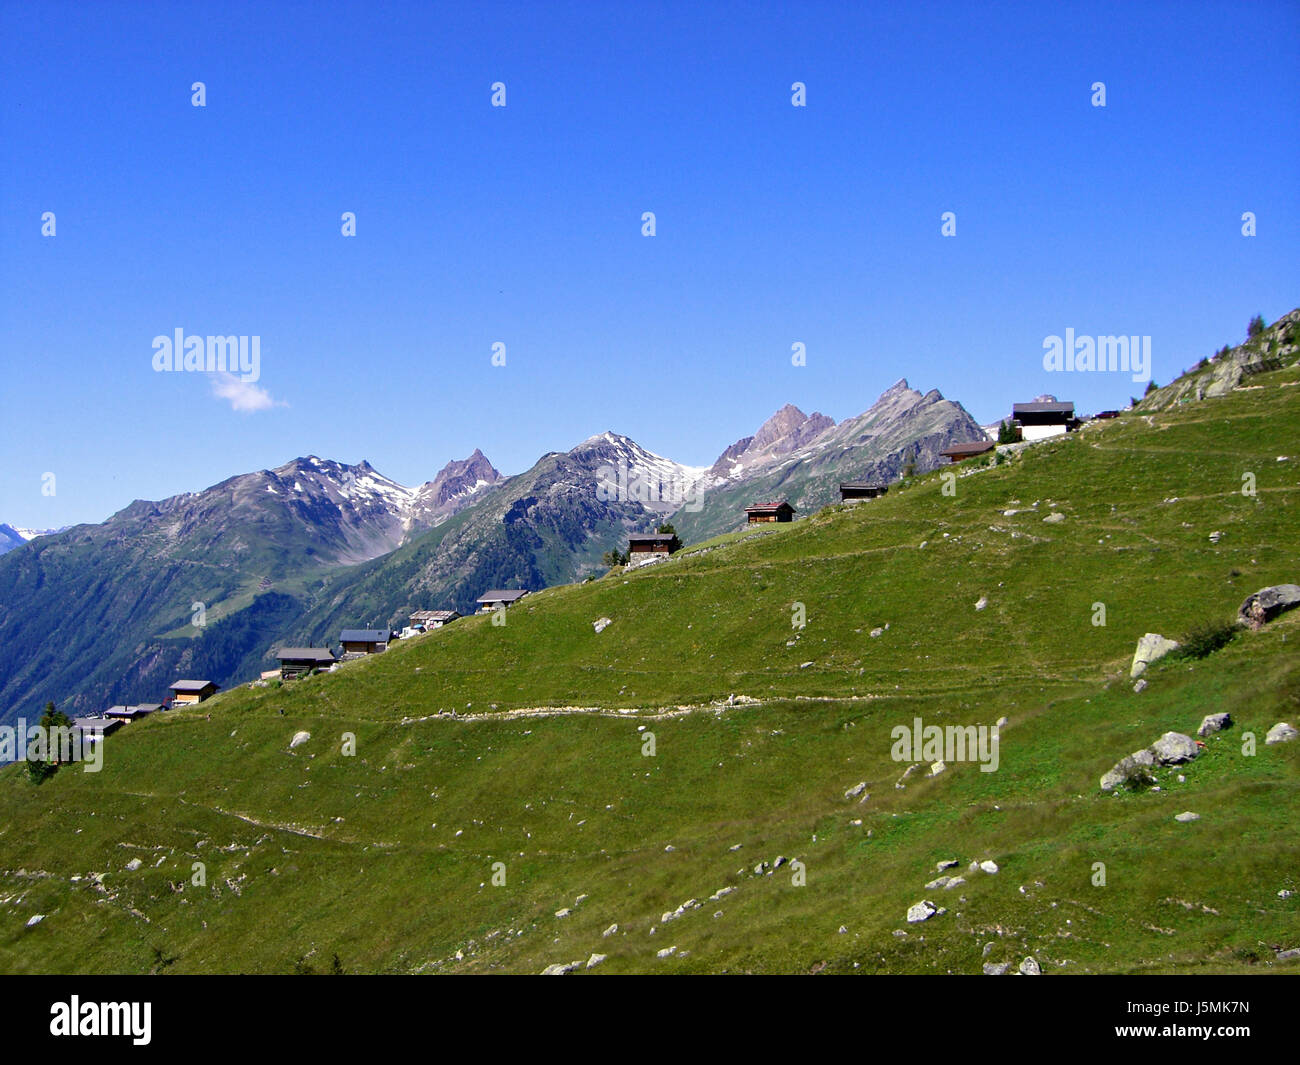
744 500 796 524
72 716 125 741
277 647 337 678
1011 401 1076 441
939 441 996 463
839 483 888 503
476 589 530 613
103 703 162 721
168 680 218 705
628 532 681 556
339 629 389 655
409 609 461 629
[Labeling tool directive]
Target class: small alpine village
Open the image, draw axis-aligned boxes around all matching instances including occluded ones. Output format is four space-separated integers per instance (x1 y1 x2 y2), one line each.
62 399 1090 750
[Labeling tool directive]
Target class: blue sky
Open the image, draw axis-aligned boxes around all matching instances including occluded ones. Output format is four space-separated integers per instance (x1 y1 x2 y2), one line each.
2 0 1297 529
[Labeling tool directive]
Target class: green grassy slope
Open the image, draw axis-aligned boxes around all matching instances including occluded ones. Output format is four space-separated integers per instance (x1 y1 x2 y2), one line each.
1 369 1297 975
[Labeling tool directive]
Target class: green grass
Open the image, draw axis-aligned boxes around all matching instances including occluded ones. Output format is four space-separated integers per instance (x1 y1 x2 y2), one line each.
1 372 1298 974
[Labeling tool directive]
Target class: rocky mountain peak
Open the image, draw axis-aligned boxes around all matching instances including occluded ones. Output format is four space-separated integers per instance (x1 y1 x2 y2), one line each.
708 404 836 482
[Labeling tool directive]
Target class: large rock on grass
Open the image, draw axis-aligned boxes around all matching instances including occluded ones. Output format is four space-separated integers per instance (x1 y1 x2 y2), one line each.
1151 732 1199 765
1131 633 1179 677
1101 752 1157 792
1239 585 1300 629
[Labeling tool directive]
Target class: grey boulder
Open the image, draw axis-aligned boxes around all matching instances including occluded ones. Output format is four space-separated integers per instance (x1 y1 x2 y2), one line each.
1239 584 1300 629
1151 732 1199 765
1197 712 1232 737
1131 633 1179 677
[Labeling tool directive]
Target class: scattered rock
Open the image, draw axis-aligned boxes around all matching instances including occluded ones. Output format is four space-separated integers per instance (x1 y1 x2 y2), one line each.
592 617 612 634
1042 512 1065 524
1018 956 1041 976
979 860 999 875
289 730 311 749
1174 811 1200 823
1131 633 1179 677
925 876 952 890
937 859 960 872
1208 530 1223 544
1101 753 1157 792
1238 584 1300 629
1151 732 1198 765
26 915 44 927
944 877 966 890
799 661 813 669
602 923 618 937
1266 722 1298 745
1276 948 1300 961
540 961 581 975
983 962 1011 975
656 946 677 959
907 900 938 923
554 908 571 918
844 781 868 800
1198 712 1232 737
124 858 142 872
929 761 946 777
586 953 607 969
1132 678 1148 693
661 899 701 923
975 596 988 611
869 628 884 638
838 925 848 934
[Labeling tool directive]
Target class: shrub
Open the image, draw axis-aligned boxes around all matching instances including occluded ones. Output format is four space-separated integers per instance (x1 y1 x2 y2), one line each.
1247 314 1266 339
1173 619 1239 661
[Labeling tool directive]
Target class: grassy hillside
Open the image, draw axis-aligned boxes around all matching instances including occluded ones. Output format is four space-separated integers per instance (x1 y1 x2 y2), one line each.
1 366 1297 975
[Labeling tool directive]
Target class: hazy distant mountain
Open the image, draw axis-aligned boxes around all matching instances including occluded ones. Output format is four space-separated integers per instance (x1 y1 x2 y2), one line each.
0 524 64 556
0 526 24 556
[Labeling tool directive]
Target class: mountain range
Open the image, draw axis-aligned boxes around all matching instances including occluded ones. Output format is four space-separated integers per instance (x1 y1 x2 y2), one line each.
0 380 986 724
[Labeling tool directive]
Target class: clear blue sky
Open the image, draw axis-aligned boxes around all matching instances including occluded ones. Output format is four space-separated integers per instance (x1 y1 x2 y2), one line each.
2 0 1297 528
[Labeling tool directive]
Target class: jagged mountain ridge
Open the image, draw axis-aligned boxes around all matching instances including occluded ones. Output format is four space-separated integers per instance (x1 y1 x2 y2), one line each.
0 451 502 724
672 379 988 542
1 382 982 723
707 404 836 483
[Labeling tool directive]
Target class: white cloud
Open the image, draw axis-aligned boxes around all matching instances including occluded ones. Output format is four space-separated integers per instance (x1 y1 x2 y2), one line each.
209 373 285 413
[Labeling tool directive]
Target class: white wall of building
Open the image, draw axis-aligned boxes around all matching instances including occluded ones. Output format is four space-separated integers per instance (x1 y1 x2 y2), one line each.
1021 424 1068 442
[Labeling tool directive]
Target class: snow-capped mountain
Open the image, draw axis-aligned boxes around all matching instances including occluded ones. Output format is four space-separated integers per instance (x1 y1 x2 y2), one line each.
577 431 710 516
0 524 66 555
